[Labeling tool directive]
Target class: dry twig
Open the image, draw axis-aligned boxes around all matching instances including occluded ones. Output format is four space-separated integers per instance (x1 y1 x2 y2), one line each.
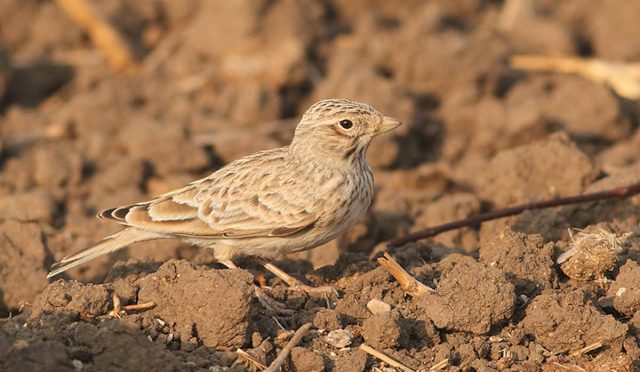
55 0 139 73
377 252 434 297
264 323 312 372
236 348 268 371
360 343 415 372
511 55 640 99
569 341 604 358
108 294 155 317
429 358 450 371
122 302 156 312
552 361 588 372
388 182 640 247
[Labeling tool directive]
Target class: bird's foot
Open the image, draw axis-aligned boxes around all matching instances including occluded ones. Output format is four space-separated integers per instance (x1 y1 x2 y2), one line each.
254 286 293 315
255 258 338 297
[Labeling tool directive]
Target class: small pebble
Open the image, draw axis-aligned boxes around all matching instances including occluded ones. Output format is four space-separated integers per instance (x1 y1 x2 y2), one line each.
181 338 197 352
324 329 353 348
251 331 263 347
367 299 391 315
148 328 159 340
157 334 167 344
72 360 83 371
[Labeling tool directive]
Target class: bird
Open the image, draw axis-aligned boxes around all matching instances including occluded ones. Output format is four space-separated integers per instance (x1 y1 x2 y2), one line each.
47 98 402 293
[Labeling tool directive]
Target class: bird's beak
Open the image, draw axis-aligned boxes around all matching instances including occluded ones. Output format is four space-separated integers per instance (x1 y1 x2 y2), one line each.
374 116 402 135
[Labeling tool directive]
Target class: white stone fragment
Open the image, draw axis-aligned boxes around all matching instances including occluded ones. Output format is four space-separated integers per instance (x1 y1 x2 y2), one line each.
367 299 391 315
324 329 353 348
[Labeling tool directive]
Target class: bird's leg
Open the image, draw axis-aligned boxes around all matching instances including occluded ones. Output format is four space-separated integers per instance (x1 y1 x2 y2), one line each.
254 257 337 296
253 286 293 315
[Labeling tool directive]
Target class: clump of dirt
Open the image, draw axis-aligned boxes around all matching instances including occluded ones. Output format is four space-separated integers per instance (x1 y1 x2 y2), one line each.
333 350 367 372
414 255 516 334
476 133 595 208
362 312 403 349
31 280 111 320
312 308 342 331
0 220 50 314
334 266 400 322
0 314 185 371
521 289 628 353
118 118 210 176
2 259 256 370
607 260 640 316
137 259 254 349
412 192 481 252
290 346 325 372
0 190 57 224
479 227 557 296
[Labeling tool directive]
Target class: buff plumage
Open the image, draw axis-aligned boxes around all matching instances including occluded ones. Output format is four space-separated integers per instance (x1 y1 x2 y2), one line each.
48 99 401 282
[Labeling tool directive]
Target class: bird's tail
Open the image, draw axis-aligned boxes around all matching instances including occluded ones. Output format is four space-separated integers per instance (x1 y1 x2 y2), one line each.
47 228 160 278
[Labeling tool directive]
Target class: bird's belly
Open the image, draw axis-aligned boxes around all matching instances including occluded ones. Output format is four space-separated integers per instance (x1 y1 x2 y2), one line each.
197 195 371 261
199 230 339 260
199 168 374 260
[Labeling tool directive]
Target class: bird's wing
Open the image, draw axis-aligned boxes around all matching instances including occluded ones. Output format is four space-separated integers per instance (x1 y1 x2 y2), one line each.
98 148 318 239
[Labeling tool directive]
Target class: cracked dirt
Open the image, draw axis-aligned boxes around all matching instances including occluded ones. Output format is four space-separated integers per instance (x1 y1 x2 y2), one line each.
2 0 640 370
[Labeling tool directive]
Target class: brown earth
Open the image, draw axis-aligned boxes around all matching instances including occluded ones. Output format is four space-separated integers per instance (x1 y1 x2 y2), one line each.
1 0 640 370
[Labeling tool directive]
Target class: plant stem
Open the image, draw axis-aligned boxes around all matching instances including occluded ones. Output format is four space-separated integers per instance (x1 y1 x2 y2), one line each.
388 182 640 247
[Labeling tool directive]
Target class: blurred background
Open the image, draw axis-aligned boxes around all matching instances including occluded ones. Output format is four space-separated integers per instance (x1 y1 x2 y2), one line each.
1 0 640 314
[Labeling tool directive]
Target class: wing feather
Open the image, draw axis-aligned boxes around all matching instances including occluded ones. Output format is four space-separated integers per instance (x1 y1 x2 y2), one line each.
97 148 318 239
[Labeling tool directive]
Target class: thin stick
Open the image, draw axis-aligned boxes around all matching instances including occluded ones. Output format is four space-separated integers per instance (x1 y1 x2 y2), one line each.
55 0 139 73
377 252 434 297
264 323 312 372
429 358 449 371
108 295 156 317
360 343 415 372
569 341 603 357
108 295 122 318
510 55 640 100
122 302 156 311
511 55 590 75
551 362 572 371
236 348 268 371
272 316 286 331
388 182 640 247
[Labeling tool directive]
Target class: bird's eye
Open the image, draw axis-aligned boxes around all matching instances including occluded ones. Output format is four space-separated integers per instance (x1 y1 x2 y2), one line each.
339 119 353 130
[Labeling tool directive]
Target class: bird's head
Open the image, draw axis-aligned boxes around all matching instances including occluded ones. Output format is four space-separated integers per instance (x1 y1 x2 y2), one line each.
289 99 401 163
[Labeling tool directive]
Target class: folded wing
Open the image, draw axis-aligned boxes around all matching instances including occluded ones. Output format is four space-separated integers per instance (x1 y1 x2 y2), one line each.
98 154 317 239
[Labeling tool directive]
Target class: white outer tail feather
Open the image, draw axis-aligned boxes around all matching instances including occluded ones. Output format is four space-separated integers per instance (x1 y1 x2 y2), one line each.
47 228 160 278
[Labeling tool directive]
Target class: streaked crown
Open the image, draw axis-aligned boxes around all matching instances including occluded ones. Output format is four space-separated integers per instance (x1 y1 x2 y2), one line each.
300 99 379 124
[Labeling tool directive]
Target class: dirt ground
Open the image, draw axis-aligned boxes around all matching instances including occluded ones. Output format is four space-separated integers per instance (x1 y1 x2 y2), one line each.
1 0 640 371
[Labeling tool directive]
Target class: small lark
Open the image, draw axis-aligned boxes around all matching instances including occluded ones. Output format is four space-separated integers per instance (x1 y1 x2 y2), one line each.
48 99 401 292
